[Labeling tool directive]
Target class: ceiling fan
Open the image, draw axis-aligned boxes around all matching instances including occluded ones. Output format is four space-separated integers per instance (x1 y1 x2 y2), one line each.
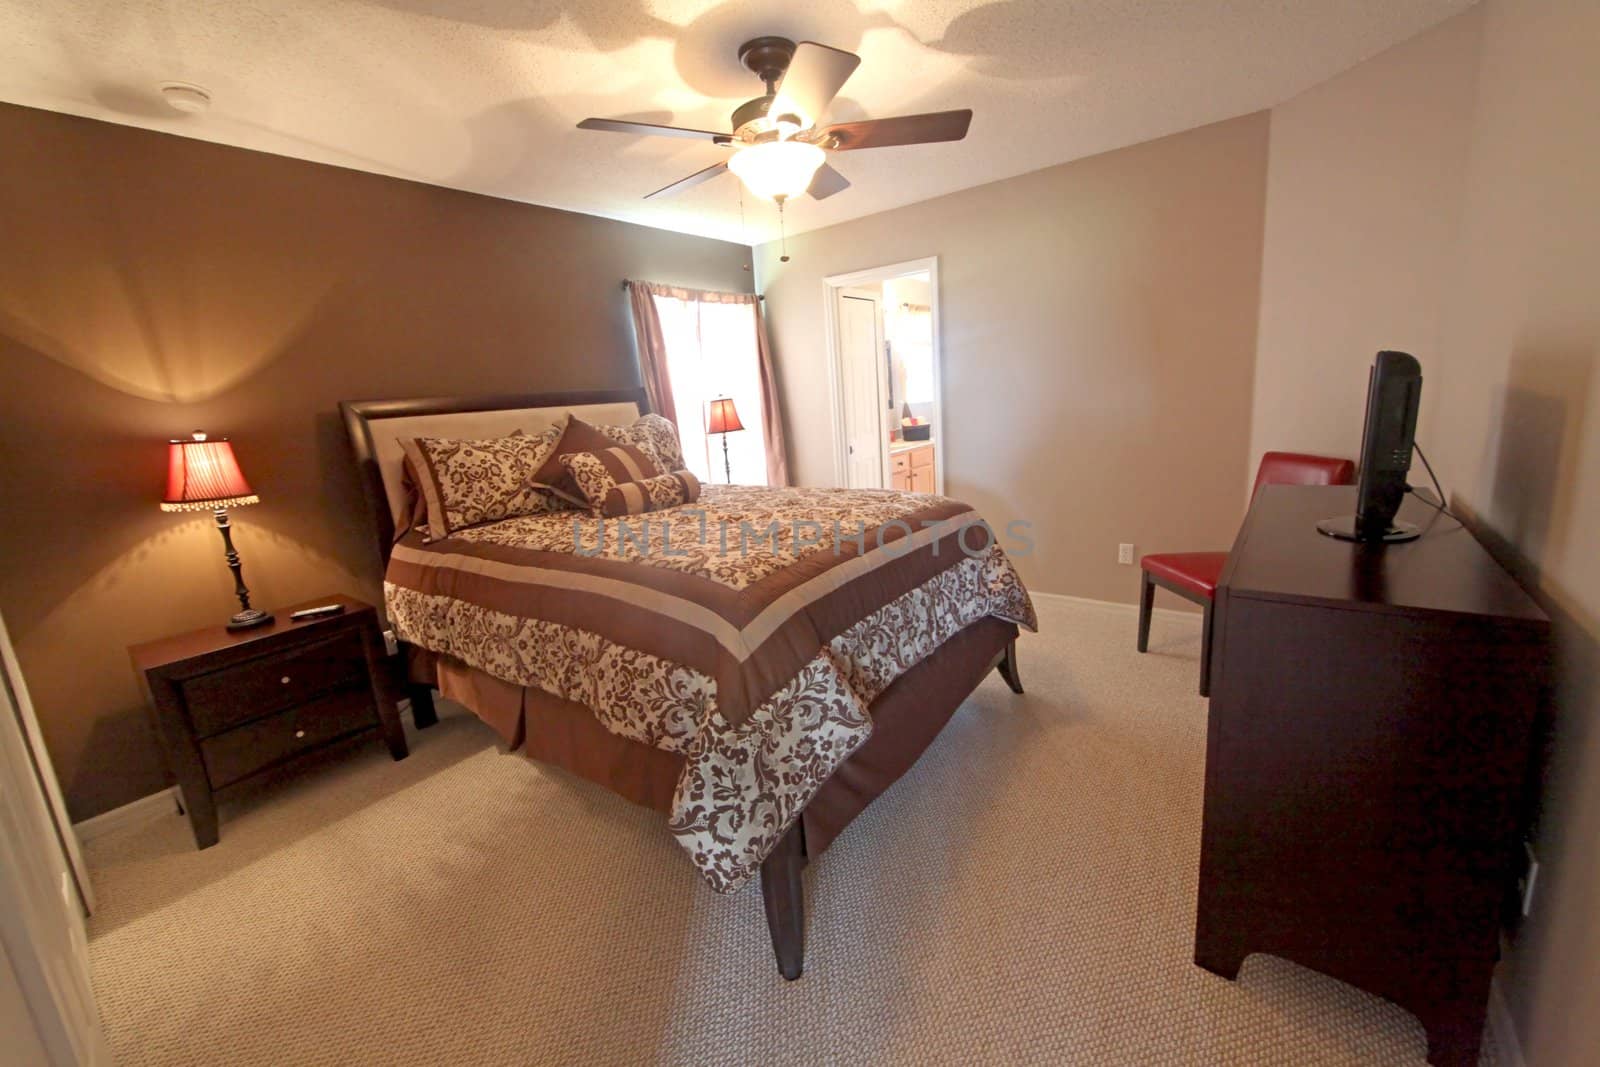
577 36 973 204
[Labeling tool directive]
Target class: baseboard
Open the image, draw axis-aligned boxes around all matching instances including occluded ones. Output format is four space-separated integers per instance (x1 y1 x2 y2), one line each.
72 787 180 843
1028 589 1201 624
1487 973 1526 1067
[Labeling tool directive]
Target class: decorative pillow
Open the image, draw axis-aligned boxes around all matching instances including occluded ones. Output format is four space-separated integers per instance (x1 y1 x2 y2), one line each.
529 415 672 508
631 413 687 473
399 426 561 541
562 451 701 517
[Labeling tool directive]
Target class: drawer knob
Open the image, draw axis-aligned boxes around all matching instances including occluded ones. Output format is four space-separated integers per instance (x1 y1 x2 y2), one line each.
294 730 306 739
280 676 292 685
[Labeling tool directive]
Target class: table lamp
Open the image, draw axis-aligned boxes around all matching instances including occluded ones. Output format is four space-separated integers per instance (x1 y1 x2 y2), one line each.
161 432 273 631
705 396 745 485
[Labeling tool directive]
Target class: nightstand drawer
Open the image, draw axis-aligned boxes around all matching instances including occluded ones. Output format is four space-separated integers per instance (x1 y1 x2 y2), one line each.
181 631 367 736
199 685 376 788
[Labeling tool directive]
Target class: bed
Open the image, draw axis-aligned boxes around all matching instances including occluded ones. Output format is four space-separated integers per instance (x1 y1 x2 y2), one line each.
339 388 1036 978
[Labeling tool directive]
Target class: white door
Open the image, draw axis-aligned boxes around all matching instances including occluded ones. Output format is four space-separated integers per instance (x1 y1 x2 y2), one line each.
0 612 109 1066
837 289 888 489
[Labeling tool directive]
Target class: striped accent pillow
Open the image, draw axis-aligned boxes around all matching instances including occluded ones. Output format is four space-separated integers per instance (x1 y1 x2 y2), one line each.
528 416 677 510
560 449 700 517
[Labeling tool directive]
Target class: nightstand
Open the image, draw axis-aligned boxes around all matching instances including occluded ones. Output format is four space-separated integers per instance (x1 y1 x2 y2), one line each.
130 594 407 848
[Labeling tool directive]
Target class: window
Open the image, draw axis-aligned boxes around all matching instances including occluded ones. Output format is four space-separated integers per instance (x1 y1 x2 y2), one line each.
886 303 935 405
651 293 770 486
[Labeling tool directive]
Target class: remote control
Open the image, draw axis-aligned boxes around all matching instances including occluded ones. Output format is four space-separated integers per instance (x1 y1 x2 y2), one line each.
290 604 346 622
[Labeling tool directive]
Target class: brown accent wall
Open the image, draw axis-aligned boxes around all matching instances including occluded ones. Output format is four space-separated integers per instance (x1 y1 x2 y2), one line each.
756 113 1270 605
0 102 751 820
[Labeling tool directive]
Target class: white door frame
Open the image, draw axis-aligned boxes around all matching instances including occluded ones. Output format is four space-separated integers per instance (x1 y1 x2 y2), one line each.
1 623 91 916
822 256 944 493
0 611 109 1066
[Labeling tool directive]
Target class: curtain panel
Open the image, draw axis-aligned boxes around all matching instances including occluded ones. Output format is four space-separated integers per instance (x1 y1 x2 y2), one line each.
626 282 677 428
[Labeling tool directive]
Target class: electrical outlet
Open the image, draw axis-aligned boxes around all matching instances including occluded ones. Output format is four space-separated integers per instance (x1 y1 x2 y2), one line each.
1519 840 1540 917
1118 543 1134 565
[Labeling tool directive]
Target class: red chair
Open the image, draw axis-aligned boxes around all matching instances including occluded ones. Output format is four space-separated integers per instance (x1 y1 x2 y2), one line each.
1138 451 1355 696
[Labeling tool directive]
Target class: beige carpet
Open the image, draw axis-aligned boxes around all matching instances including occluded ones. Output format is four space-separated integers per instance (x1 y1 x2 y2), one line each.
85 597 1501 1066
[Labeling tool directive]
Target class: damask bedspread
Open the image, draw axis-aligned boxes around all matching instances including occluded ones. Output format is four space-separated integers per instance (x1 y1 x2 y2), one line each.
384 484 1036 892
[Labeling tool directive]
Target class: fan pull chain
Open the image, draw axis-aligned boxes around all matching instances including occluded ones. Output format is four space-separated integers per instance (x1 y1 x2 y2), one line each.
778 199 790 263
739 184 751 272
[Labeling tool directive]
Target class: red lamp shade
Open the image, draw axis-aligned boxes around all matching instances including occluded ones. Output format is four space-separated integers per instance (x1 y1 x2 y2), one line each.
706 397 745 435
161 433 260 512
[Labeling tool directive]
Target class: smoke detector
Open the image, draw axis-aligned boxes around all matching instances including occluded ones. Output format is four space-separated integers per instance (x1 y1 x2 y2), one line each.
160 82 211 114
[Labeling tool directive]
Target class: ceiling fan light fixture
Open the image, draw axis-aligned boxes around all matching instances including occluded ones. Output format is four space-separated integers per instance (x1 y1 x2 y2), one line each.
577 37 971 206
728 140 825 202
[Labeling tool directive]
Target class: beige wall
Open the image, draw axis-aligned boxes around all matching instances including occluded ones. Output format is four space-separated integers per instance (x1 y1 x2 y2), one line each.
758 114 1270 602
0 102 750 820
1431 2 1600 1062
1248 8 1482 472
1249 2 1600 1062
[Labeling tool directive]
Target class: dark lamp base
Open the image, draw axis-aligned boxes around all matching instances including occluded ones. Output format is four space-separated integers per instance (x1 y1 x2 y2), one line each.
227 609 275 632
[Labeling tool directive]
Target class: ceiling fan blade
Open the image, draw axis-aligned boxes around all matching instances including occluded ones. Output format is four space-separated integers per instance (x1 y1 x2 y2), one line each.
578 118 731 144
814 109 973 151
772 41 860 127
807 162 851 200
643 161 729 200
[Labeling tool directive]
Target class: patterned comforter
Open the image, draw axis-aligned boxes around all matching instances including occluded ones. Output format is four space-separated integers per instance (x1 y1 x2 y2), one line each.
384 484 1036 892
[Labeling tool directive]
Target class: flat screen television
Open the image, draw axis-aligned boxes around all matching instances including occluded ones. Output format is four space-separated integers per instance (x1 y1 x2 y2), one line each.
1317 350 1424 543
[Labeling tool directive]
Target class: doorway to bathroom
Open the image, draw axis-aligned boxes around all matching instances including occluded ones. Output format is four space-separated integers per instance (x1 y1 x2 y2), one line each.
822 257 942 493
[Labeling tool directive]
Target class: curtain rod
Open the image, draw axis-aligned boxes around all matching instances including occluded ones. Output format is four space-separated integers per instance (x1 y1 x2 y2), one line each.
621 280 762 300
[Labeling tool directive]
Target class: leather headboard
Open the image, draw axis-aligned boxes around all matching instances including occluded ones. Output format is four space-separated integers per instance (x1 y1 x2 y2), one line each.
340 389 648 567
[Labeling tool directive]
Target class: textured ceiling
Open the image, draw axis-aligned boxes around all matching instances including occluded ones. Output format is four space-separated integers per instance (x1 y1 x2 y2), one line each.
0 0 1473 243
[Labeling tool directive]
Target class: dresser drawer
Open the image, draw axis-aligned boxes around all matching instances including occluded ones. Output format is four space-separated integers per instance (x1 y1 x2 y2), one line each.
200 685 376 788
182 630 367 736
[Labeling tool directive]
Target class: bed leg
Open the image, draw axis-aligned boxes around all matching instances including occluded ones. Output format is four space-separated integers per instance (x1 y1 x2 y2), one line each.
996 638 1024 694
407 683 439 729
761 822 807 981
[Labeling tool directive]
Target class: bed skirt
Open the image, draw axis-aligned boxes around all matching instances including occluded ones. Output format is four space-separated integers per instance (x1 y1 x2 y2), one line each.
413 615 1018 864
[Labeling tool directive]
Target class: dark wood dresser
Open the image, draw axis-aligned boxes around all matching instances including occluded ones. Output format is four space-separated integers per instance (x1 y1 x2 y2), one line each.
130 594 407 848
1195 486 1547 1067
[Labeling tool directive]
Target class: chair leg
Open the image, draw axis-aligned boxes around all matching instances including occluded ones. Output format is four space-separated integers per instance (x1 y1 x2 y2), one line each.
1137 571 1155 653
1199 601 1213 697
